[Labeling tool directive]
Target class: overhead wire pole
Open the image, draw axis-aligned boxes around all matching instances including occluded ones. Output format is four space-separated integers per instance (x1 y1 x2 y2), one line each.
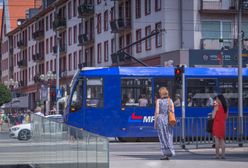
238 0 243 147
56 25 60 114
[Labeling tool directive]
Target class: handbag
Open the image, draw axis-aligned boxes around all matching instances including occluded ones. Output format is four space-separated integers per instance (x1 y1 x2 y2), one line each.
206 118 213 133
168 98 176 126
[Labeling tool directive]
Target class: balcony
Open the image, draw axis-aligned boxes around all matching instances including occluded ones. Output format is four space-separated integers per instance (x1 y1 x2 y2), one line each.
200 38 234 49
78 3 94 18
110 18 131 33
53 17 66 32
53 43 67 56
32 53 44 62
200 0 237 14
32 29 45 41
17 59 27 68
17 40 27 49
78 33 94 46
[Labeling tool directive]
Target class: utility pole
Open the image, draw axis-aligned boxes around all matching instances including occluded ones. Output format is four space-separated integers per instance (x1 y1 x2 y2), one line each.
238 0 243 147
56 29 60 114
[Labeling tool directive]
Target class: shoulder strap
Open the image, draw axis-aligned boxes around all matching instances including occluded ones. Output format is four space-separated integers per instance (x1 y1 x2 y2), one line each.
167 98 171 113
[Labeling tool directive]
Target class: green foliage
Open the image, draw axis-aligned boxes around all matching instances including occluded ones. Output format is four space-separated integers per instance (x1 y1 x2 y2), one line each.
0 83 11 106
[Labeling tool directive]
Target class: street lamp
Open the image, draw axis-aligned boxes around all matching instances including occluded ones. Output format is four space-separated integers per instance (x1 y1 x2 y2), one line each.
39 71 56 115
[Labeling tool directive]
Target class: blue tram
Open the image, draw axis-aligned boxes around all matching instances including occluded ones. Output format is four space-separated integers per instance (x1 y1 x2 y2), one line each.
64 67 248 138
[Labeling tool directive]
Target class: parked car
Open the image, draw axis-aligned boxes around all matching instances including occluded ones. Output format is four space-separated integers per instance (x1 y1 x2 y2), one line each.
9 123 31 140
9 114 63 141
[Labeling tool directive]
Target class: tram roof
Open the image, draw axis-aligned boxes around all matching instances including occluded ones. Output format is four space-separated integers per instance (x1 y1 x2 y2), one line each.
79 67 248 77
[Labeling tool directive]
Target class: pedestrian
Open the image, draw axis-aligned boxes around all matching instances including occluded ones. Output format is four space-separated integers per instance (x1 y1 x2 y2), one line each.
154 87 175 160
35 107 44 117
24 111 31 123
212 94 228 159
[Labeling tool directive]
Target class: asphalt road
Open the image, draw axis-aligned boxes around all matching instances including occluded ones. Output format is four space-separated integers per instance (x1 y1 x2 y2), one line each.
1 132 248 168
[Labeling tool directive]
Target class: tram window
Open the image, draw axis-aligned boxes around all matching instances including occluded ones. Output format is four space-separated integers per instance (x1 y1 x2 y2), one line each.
121 79 152 107
70 80 83 112
243 79 248 107
219 78 238 107
86 78 104 108
154 78 178 106
187 79 217 107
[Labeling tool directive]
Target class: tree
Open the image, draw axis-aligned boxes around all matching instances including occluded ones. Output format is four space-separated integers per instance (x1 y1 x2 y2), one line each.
0 83 11 106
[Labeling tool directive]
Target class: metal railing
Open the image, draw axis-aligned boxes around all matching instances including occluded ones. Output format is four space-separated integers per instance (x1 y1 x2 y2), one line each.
200 0 236 10
173 116 248 148
30 114 109 168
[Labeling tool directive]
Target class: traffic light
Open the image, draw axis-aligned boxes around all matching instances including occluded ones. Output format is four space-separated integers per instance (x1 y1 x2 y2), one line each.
174 66 184 84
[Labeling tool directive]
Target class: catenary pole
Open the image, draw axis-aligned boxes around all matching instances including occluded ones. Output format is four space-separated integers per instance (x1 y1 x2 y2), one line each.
56 31 60 114
238 0 243 146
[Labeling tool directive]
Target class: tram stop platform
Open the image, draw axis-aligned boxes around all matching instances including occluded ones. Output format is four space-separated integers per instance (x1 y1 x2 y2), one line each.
110 143 248 168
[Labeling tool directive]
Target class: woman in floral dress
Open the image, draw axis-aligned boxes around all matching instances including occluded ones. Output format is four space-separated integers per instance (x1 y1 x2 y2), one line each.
154 87 175 160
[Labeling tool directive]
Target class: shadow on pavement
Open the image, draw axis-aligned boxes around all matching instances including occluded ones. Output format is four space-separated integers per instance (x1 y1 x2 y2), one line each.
116 149 248 162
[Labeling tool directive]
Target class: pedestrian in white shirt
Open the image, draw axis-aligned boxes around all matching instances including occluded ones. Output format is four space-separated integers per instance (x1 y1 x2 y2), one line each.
34 107 44 117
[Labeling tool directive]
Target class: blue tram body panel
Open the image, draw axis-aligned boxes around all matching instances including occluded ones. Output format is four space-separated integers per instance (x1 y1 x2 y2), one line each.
65 67 248 137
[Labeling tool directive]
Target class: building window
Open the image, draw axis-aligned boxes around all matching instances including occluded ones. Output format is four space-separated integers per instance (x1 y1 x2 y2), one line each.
28 47 31 61
50 36 53 53
111 38 115 54
136 0 141 18
97 43 102 64
126 33 132 55
50 60 53 71
69 27 72 45
155 0 161 11
46 16 49 31
69 53 72 71
79 49 82 64
155 22 162 48
46 38 49 54
50 13 53 29
104 41 109 62
79 22 83 35
73 0 77 17
136 29 142 53
110 7 115 21
97 13 102 34
68 1 72 19
119 36 124 49
145 0 151 15
145 26 151 50
74 51 77 70
104 10 108 31
28 27 30 41
202 21 231 39
73 25 77 44
46 61 49 74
